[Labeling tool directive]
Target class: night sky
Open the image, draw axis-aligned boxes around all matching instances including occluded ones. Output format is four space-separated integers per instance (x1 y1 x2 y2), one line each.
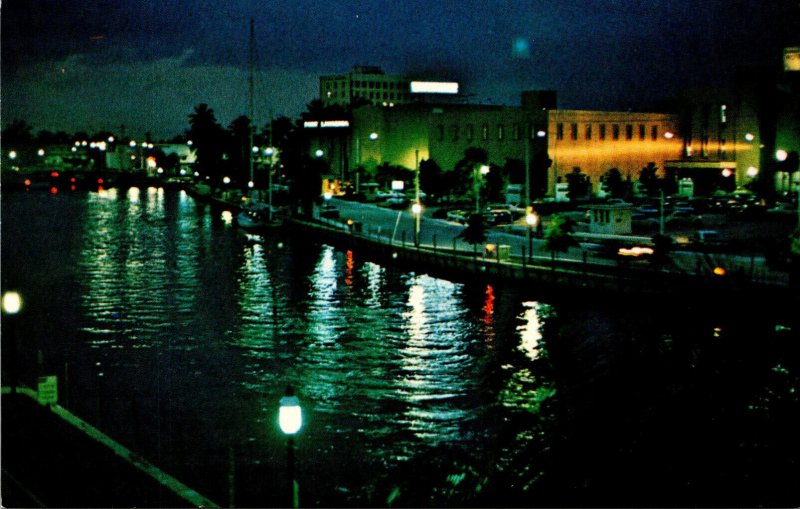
2 0 798 140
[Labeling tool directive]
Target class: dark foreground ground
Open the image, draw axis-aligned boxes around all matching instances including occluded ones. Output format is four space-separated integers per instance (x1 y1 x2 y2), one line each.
1 393 207 508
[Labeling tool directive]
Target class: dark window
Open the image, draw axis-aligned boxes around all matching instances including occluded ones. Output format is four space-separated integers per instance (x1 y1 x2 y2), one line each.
450 125 459 142
625 124 633 140
599 124 606 140
639 124 646 140
612 124 620 140
557 123 564 140
437 125 444 142
571 123 578 140
651 125 658 140
585 124 592 140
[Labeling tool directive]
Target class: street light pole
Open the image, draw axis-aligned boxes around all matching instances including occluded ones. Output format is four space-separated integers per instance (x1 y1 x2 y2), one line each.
278 386 302 509
414 149 421 247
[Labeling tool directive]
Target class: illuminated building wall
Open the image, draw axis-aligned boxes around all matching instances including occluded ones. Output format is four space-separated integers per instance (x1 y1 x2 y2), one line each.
320 66 413 107
548 110 681 192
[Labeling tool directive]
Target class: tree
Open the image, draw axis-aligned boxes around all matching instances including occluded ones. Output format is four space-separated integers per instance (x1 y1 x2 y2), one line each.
531 151 553 199
639 162 661 196
543 214 577 260
601 168 628 199
485 163 506 204
458 213 488 249
419 159 446 202
565 167 590 201
453 147 489 201
187 104 224 188
2 119 34 147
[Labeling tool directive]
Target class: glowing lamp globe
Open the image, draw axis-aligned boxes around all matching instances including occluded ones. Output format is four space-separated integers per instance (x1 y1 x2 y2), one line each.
2 291 23 314
279 395 302 435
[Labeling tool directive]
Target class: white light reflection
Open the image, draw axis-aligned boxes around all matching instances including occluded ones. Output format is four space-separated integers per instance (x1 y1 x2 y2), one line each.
397 275 472 444
517 301 545 361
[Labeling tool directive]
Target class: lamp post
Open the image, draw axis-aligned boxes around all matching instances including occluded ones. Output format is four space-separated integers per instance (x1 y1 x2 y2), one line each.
525 211 538 261
279 386 302 509
2 291 23 392
474 164 490 213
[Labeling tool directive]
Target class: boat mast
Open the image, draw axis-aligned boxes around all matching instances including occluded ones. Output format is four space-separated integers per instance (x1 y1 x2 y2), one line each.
248 17 255 192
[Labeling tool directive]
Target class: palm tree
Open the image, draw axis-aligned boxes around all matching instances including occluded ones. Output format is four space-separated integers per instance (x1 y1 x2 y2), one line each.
187 104 224 188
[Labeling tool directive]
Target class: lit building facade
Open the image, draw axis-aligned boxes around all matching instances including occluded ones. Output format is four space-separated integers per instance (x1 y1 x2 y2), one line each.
320 66 414 108
307 82 681 197
548 110 680 190
668 57 800 196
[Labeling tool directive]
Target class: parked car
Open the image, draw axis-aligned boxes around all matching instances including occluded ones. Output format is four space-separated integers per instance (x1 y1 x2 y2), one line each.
446 210 467 224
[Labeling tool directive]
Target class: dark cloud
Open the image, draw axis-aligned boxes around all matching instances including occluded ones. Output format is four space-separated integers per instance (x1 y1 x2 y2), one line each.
2 0 798 138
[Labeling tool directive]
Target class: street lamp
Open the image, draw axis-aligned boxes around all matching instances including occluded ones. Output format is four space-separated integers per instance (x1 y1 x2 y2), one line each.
279 387 302 509
3 291 23 391
474 164 490 213
411 202 423 247
525 210 538 260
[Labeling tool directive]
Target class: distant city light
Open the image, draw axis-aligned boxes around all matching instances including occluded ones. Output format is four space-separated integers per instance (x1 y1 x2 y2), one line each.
315 149 324 157
411 202 422 215
747 166 759 177
223 176 231 184
8 150 17 159
776 149 788 161
187 140 193 146
721 168 733 178
745 133 755 142
37 148 45 156
536 130 546 138
130 140 137 147
369 132 379 141
664 132 674 139
107 136 115 143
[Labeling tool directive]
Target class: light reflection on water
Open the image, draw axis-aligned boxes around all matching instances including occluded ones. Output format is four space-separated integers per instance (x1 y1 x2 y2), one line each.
2 189 797 507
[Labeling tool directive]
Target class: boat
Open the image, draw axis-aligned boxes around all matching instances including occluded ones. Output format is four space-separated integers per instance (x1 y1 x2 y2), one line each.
234 18 284 232
236 199 283 230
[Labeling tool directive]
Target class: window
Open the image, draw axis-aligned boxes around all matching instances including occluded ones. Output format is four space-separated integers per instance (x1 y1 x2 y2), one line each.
557 123 564 140
436 124 444 142
466 124 474 142
625 124 633 140
450 125 459 142
639 124 646 140
720 104 727 124
585 124 592 140
612 124 620 140
651 125 658 140
497 124 504 140
599 124 606 140
571 123 578 140
512 123 520 140
481 124 489 141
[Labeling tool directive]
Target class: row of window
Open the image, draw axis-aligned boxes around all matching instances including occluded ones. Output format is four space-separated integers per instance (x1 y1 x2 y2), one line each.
324 79 406 90
555 122 662 141
435 123 544 143
326 90 412 102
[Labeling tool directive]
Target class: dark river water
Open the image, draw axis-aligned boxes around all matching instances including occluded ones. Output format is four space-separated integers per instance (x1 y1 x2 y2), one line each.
2 188 798 507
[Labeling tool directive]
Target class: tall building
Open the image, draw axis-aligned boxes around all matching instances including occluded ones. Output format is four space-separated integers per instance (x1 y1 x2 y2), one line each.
319 66 413 108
